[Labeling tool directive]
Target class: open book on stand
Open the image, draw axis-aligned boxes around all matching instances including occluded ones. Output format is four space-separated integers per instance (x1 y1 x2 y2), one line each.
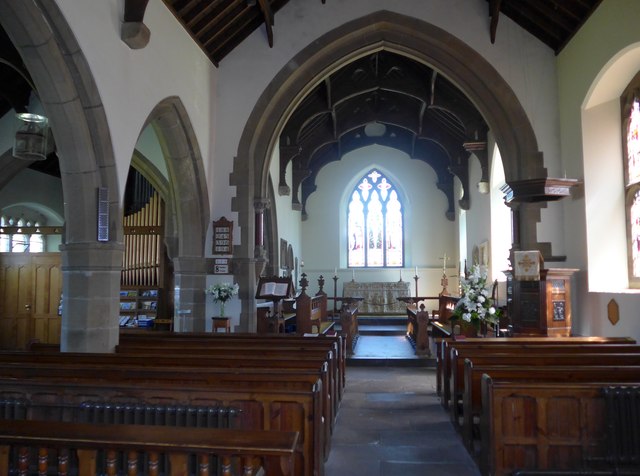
256 276 295 300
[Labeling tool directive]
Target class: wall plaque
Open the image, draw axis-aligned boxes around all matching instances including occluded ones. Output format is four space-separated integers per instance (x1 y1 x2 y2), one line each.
212 217 233 255
213 258 230 274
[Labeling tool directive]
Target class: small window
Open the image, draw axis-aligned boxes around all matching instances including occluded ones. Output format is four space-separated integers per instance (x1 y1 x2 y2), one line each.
347 169 404 267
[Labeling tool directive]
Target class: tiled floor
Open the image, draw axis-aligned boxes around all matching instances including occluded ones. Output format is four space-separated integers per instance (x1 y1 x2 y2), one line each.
325 335 481 476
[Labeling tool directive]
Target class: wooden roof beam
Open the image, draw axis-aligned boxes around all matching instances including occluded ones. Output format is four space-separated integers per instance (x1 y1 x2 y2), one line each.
489 0 501 44
257 0 274 47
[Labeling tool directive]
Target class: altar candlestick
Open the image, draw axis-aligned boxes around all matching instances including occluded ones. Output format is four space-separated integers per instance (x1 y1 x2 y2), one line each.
399 269 403 281
352 269 355 281
414 266 418 276
334 267 337 277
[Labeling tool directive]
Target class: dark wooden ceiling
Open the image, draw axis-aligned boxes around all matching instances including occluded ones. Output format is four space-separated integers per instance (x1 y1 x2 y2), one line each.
161 1 602 218
163 0 603 66
0 1 602 186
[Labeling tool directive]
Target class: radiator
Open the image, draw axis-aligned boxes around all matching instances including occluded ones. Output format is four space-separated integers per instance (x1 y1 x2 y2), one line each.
0 398 28 420
77 401 240 428
603 386 640 470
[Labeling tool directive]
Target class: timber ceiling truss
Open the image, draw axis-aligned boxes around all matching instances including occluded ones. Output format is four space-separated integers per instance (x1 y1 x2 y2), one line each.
0 1 602 182
279 51 488 221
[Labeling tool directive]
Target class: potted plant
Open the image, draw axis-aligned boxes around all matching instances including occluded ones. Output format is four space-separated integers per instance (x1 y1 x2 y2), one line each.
205 282 239 317
450 264 499 337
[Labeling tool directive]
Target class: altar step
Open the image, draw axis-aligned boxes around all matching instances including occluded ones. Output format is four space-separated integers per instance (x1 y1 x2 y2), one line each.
340 316 435 367
334 315 406 336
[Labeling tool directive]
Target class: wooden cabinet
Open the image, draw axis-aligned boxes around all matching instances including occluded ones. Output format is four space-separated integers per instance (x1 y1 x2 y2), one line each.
505 268 578 337
119 287 168 330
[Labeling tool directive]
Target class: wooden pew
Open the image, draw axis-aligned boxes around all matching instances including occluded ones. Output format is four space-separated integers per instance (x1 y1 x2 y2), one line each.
0 418 299 476
118 331 345 394
0 365 324 476
406 304 430 356
455 353 640 452
339 303 359 356
296 292 334 335
117 332 344 415
479 378 640 476
0 349 335 455
7 332 343 476
437 336 636 409
449 345 640 423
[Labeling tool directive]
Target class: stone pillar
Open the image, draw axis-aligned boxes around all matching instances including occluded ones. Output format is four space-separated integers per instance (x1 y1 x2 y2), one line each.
60 242 124 353
172 256 208 332
235 256 259 333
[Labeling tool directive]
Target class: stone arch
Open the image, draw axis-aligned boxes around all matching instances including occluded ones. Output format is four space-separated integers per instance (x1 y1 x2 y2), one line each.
143 97 210 331
0 0 122 351
231 11 545 331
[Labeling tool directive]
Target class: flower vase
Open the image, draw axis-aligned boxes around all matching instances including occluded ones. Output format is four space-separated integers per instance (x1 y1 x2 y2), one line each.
462 321 480 338
219 301 225 318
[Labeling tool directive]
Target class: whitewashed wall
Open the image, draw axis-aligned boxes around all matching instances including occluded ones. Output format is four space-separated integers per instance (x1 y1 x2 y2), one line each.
55 0 216 202
558 0 640 340
300 145 458 297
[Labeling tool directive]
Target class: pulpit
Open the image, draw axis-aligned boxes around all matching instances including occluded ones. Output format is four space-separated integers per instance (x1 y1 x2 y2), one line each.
505 268 578 337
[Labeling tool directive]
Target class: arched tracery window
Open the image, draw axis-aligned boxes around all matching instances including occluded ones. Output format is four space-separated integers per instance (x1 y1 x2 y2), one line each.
622 71 640 286
347 169 403 268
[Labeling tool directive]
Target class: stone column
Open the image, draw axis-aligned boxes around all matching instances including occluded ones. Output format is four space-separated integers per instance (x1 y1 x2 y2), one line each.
59 242 124 353
172 256 208 332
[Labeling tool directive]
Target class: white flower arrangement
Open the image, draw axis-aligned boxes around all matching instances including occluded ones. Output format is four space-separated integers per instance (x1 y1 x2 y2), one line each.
452 264 499 327
205 282 239 303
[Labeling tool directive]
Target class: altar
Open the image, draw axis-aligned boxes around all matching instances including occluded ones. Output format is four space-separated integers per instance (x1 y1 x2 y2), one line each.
343 281 411 314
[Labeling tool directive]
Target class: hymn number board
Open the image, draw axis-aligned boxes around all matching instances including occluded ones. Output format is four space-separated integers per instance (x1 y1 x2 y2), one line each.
212 217 233 255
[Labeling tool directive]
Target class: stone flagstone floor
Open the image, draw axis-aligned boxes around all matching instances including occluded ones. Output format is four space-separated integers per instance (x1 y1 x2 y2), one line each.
324 336 481 476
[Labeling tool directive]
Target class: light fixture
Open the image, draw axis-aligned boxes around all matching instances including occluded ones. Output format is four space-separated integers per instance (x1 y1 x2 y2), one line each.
13 112 49 161
477 180 490 194
364 121 386 137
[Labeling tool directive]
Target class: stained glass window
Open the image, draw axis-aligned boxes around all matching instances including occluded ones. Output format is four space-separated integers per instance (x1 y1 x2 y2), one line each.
348 169 403 267
623 75 640 285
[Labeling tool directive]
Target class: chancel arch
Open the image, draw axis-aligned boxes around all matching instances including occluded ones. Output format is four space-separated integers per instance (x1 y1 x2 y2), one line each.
232 10 545 331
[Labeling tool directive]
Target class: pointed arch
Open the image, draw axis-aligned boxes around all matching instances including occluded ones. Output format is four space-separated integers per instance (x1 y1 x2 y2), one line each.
142 97 210 331
231 10 544 331
0 0 122 351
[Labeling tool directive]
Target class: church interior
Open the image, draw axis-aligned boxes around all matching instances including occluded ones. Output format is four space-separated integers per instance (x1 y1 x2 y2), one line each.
0 0 639 474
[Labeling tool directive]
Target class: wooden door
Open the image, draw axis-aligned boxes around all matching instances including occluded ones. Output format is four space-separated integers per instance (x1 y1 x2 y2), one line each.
0 253 61 349
32 255 62 345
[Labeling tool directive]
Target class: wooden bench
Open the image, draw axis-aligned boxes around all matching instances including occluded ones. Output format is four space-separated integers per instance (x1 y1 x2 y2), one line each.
296 292 334 335
5 332 346 476
479 378 640 476
0 364 324 476
0 348 335 455
449 345 640 423
339 303 359 356
119 331 346 390
406 304 430 356
0 418 298 476
117 332 344 413
436 336 637 408
462 354 640 452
